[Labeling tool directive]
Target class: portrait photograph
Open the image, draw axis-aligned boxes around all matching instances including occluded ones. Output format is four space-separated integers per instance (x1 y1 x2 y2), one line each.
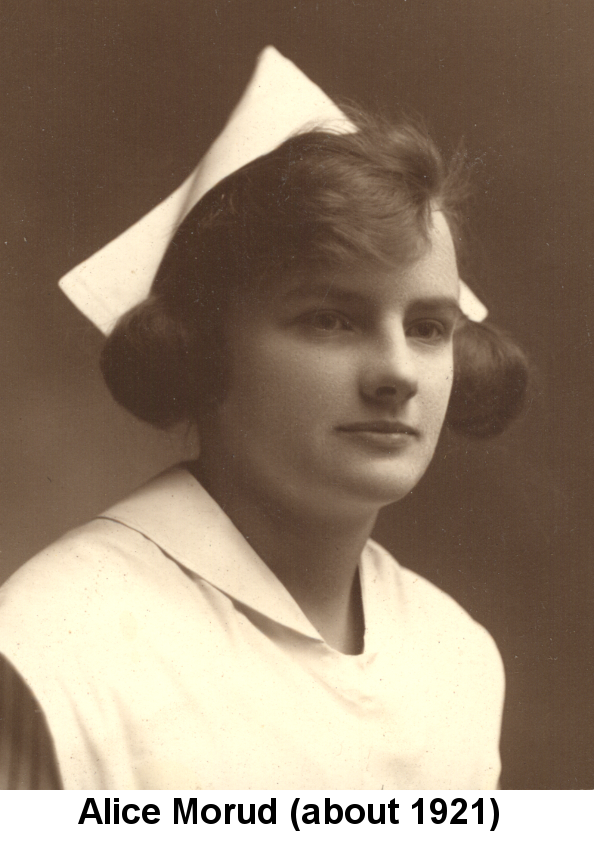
0 0 592 794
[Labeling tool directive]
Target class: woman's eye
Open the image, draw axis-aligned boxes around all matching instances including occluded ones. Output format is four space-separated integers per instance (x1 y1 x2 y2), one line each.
407 320 446 341
306 311 353 332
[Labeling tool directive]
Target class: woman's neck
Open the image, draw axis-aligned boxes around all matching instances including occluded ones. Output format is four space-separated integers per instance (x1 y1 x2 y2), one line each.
190 460 377 654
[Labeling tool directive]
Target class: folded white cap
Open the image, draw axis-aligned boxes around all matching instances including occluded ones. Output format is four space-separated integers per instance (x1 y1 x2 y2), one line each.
59 46 487 334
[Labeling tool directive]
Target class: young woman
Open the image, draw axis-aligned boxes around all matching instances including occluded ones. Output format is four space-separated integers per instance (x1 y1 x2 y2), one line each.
0 49 526 789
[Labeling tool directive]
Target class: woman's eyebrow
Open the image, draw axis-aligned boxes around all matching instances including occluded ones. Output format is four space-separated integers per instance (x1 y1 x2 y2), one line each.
281 282 370 306
408 296 464 317
281 285 464 318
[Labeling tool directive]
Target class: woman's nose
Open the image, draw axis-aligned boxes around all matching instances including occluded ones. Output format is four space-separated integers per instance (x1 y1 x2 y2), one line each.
360 328 418 403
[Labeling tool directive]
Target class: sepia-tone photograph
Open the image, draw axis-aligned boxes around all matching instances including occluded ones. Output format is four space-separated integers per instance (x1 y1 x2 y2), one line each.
0 1 592 790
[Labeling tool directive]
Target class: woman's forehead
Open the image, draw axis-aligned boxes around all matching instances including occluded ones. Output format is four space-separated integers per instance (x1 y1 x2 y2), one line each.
404 210 460 297
274 211 460 309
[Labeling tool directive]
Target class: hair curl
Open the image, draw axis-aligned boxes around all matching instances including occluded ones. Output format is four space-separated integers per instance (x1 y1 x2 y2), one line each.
101 112 528 437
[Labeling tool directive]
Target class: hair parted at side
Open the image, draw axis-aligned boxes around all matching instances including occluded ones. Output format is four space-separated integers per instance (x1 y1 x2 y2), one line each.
101 109 528 437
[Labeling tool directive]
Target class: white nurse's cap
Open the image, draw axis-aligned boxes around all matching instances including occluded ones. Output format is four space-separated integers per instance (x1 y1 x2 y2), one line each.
58 46 487 334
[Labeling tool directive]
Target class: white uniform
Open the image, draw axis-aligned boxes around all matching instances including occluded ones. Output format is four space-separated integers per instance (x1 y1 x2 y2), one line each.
0 466 503 789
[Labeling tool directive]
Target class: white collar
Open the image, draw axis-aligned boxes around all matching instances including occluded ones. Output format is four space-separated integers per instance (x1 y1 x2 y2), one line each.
99 465 344 642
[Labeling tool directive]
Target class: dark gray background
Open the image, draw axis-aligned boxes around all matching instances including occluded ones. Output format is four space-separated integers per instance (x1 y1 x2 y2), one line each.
1 0 592 789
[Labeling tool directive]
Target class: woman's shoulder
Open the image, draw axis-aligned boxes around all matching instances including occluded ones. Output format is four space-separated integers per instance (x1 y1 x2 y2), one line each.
3 515 158 594
0 469 216 715
0 518 167 646
364 538 503 671
0 467 201 628
2 465 196 590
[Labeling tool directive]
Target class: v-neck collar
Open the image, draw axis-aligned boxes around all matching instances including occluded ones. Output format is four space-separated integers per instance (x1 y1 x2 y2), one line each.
99 465 376 646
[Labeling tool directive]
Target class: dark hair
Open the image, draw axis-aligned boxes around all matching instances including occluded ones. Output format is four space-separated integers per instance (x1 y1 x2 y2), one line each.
101 112 528 437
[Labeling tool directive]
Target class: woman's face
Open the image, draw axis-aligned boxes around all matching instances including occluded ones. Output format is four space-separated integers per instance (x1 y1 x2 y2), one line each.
199 211 461 517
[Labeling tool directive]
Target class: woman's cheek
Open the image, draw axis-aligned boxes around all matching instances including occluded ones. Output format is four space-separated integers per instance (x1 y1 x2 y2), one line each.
428 360 455 426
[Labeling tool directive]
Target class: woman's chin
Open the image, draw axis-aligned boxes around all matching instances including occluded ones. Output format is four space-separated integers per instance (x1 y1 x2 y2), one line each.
320 462 429 512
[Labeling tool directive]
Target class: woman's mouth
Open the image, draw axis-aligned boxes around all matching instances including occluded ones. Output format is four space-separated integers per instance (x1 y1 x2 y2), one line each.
336 421 419 450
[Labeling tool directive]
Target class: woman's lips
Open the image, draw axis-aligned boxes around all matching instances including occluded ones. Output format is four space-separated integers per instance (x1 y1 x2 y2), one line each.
336 421 419 450
337 421 418 434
